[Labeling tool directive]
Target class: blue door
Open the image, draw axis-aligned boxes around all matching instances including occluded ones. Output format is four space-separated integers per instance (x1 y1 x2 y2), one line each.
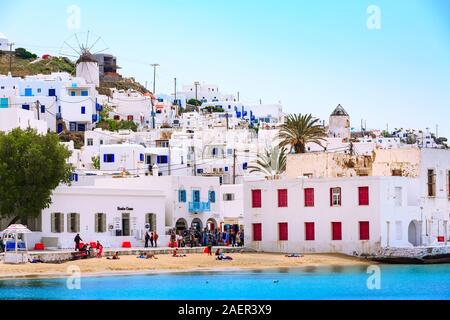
24 88 32 96
57 123 63 133
48 89 56 96
193 190 200 203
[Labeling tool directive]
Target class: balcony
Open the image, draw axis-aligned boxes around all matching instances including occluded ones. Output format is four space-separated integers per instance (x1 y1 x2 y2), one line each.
188 201 211 213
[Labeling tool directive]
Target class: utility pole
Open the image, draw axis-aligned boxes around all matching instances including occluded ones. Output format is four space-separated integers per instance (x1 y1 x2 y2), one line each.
150 64 159 129
194 81 200 101
8 42 15 74
193 147 197 176
174 77 177 105
168 145 171 175
226 112 229 131
232 148 237 184
237 91 240 102
35 100 40 121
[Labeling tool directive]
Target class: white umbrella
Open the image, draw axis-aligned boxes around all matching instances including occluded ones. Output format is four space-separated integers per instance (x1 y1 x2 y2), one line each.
2 224 32 259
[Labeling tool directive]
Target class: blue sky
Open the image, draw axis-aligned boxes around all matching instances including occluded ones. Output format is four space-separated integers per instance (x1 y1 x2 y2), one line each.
2 0 450 138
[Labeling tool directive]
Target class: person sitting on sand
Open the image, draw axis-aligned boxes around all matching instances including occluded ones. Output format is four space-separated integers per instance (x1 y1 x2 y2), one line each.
137 252 147 259
285 253 303 258
172 248 186 257
29 256 44 263
107 251 120 260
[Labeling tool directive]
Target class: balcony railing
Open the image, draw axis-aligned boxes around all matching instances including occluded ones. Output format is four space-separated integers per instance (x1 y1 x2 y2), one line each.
188 201 211 213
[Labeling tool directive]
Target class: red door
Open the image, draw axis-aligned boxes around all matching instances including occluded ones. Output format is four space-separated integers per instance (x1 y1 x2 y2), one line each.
253 223 262 241
304 188 315 207
252 189 262 208
278 223 288 241
359 221 370 240
278 189 288 207
305 222 315 241
358 187 369 205
332 222 342 240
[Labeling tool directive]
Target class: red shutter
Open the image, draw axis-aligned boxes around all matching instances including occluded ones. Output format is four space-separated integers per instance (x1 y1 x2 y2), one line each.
127 115 134 121
278 189 288 207
253 223 262 241
332 222 342 241
305 222 315 241
278 223 288 241
252 189 262 208
359 221 370 240
304 188 314 207
358 187 369 206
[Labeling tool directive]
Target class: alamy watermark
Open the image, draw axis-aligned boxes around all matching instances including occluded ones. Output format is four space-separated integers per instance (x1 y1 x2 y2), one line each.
66 265 81 290
366 265 381 290
67 5 81 30
367 5 381 30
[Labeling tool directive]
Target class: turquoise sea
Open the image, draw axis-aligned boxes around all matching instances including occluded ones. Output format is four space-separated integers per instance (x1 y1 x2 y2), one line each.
0 264 449 300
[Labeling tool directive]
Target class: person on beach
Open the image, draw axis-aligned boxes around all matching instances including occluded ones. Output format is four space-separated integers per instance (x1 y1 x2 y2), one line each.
149 232 154 247
144 232 150 248
107 251 120 260
74 233 82 251
172 248 186 257
154 232 159 247
96 241 103 258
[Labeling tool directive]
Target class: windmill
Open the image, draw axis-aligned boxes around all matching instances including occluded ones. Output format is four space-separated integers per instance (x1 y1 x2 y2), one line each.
59 31 109 86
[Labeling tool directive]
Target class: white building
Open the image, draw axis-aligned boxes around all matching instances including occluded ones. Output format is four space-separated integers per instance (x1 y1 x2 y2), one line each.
178 83 235 103
0 108 47 134
243 176 446 255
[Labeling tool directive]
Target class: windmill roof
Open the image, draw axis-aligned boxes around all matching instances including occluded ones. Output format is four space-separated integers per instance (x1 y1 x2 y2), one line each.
331 104 349 116
76 51 98 64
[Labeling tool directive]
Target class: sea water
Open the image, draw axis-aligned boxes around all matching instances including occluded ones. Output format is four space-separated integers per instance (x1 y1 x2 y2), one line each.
0 264 449 300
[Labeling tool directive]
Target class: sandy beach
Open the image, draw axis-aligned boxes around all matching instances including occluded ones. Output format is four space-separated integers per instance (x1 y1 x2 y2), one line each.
0 252 371 279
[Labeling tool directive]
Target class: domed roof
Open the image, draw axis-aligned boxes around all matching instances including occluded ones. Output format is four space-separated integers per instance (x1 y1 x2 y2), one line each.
331 104 349 116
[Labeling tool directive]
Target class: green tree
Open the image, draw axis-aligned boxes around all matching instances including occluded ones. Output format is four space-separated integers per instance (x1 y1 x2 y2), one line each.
249 147 287 179
278 113 326 153
91 155 100 170
0 129 73 225
187 98 202 107
14 47 38 60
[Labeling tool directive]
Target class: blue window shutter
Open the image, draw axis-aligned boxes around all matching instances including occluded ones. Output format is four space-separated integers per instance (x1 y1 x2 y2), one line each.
40 105 45 113
22 104 30 110
140 153 144 162
81 106 86 114
103 154 107 162
25 88 32 96
111 154 115 162
48 89 56 96
81 90 88 96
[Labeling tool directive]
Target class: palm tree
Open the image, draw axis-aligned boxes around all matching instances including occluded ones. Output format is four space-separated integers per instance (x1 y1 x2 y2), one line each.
249 147 287 179
277 113 326 153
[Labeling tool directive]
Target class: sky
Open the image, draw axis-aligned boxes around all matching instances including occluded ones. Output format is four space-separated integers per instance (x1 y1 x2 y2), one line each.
1 0 450 138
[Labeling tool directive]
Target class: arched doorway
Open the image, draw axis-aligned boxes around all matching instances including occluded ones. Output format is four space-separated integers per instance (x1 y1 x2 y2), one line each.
408 220 421 247
207 218 217 231
145 213 157 232
191 218 203 231
175 218 188 232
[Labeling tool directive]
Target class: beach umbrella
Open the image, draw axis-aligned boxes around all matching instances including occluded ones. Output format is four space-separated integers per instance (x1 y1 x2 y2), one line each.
2 224 32 263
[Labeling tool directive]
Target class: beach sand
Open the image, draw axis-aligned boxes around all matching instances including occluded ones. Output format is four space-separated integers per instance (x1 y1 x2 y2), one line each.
0 252 371 279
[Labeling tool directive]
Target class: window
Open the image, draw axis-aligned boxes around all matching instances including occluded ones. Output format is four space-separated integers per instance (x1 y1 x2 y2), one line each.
427 169 436 197
103 154 115 163
157 155 168 164
305 222 315 241
81 90 88 96
395 187 402 206
145 213 157 232
40 105 45 113
67 213 80 233
358 187 369 206
48 89 56 96
278 223 288 241
127 115 134 121
252 189 262 208
192 190 200 203
278 189 288 207
37 88 41 93
140 153 144 162
25 88 32 96
209 191 216 203
243 162 248 170
223 193 235 201
197 169 204 174
392 169 402 176
87 138 93 146
51 213 64 233
95 213 106 233
332 222 342 241
359 221 370 240
22 104 30 110
304 188 314 207
330 187 341 206
71 91 76 96
69 122 77 131
178 190 187 202
81 106 86 114
77 123 86 132
253 223 262 241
